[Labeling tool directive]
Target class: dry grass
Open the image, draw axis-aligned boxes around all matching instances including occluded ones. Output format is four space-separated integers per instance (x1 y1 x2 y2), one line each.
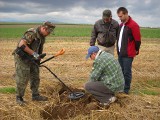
0 37 160 120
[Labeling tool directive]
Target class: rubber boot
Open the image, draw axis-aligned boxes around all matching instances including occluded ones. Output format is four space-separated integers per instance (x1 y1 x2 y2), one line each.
16 96 25 106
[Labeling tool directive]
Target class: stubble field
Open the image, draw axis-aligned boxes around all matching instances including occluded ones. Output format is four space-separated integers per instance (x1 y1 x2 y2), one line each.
0 24 160 120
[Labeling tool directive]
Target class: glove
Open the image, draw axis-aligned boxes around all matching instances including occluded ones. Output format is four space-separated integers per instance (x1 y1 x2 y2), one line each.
32 52 40 60
39 53 46 59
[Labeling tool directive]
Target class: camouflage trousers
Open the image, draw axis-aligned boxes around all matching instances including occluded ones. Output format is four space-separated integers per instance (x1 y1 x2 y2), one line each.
14 54 40 97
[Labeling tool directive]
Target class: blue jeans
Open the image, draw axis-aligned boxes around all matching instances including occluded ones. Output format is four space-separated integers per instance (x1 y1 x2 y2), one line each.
118 57 133 94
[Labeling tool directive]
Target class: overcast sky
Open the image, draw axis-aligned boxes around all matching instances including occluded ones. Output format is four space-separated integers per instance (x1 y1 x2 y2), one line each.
0 0 160 27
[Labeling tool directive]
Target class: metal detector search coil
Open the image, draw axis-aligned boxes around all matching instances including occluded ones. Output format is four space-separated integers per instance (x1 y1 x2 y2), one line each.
40 65 85 100
68 92 85 100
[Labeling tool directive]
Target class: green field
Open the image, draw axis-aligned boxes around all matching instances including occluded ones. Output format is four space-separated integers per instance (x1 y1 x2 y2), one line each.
140 28 160 38
0 23 160 39
0 24 92 38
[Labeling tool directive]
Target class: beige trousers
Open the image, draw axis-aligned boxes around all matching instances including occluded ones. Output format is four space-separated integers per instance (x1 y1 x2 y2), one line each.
97 45 115 55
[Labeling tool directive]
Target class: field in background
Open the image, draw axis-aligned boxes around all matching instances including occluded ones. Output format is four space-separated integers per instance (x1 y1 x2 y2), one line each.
1 23 160 39
0 24 92 38
0 24 160 120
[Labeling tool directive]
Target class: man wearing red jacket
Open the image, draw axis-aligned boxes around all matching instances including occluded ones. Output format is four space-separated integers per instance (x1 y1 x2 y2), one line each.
116 7 141 94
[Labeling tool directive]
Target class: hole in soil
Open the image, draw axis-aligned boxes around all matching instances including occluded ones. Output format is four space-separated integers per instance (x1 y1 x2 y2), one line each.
41 84 126 119
41 86 100 119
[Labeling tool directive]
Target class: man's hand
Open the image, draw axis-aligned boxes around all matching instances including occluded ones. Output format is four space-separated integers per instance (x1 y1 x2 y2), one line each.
136 51 139 55
32 52 40 60
39 53 46 59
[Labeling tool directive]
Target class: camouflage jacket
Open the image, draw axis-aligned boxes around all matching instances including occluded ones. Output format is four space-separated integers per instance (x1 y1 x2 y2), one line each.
13 27 45 55
21 27 45 54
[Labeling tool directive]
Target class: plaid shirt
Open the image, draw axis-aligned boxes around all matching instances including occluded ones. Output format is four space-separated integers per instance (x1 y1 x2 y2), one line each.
90 51 124 92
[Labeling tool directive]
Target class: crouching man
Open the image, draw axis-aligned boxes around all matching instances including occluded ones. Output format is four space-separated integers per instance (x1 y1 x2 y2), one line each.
85 46 124 106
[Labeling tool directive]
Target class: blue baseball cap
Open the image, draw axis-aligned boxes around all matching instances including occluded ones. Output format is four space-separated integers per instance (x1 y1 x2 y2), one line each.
86 46 99 59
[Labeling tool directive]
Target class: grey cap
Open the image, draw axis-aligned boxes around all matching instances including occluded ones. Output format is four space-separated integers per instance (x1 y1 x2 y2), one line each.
102 9 112 19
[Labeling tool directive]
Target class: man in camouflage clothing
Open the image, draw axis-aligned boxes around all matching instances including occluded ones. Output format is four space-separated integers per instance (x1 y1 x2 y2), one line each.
13 21 55 105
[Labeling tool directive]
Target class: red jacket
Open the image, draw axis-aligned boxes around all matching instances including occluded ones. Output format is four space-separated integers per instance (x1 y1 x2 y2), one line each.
117 17 141 57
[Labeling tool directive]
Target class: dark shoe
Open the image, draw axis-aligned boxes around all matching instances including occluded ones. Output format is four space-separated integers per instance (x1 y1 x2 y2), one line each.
124 91 129 94
124 90 129 94
16 96 25 106
32 94 48 101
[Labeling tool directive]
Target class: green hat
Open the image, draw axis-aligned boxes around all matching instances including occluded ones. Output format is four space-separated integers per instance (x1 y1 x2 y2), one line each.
102 9 112 19
43 21 55 33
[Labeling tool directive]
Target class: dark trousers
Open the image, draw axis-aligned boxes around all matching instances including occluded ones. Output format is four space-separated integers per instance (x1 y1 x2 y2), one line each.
84 81 114 103
118 56 133 94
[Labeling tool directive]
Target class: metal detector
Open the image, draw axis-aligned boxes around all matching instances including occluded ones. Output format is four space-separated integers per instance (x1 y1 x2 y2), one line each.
39 49 85 100
39 65 85 100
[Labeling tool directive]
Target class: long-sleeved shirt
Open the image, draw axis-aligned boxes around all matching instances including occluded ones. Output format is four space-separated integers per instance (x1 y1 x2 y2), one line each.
90 51 124 92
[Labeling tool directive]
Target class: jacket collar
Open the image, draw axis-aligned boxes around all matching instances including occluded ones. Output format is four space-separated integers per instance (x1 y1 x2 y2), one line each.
125 16 132 25
95 50 104 59
36 27 45 40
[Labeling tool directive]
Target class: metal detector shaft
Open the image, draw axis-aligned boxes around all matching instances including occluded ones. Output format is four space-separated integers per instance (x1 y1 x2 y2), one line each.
40 65 74 93
40 56 55 65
